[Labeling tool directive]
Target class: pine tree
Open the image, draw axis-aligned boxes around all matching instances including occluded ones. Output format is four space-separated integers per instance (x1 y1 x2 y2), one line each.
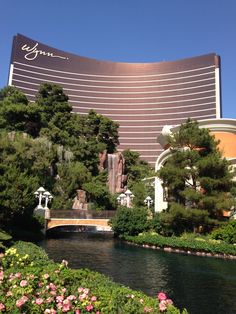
158 119 235 233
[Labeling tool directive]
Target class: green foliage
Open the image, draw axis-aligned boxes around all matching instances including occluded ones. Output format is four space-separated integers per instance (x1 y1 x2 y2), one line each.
158 203 218 236
1 241 51 269
0 230 12 251
148 213 162 233
0 132 56 227
85 110 119 154
0 83 122 235
36 83 71 126
122 149 155 206
110 206 149 236
123 149 154 181
0 86 41 137
125 232 236 256
52 161 92 209
82 177 117 211
211 219 236 244
158 119 235 233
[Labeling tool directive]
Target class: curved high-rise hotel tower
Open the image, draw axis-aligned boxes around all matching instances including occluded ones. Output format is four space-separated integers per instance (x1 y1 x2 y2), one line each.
8 34 221 166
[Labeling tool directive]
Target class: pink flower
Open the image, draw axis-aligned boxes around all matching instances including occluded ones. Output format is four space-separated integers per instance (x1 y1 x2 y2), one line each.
35 298 44 305
6 291 13 297
157 292 167 301
79 293 87 301
75 310 80 314
57 303 63 310
61 287 67 293
83 288 89 294
0 303 5 311
56 295 64 303
50 290 57 296
78 287 84 293
62 301 71 312
91 296 97 302
43 274 50 279
46 297 53 303
16 296 28 308
62 305 71 312
144 307 152 313
67 295 76 301
86 304 94 312
159 300 167 312
166 299 173 305
0 271 4 280
44 310 56 314
49 283 57 291
20 280 28 287
15 272 21 278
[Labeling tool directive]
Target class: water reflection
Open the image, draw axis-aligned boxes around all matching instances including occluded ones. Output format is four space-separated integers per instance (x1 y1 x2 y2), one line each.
39 233 236 314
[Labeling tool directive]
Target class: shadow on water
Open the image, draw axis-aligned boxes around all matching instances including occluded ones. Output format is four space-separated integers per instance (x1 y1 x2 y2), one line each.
39 232 236 314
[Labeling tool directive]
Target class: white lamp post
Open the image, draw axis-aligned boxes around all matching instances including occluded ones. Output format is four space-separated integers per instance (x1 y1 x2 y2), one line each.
144 196 154 219
34 187 53 217
43 191 53 209
125 189 133 208
144 196 153 209
117 189 134 208
34 186 46 210
117 193 126 206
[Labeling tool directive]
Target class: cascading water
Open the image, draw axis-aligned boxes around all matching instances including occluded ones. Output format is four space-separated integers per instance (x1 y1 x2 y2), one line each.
107 154 117 194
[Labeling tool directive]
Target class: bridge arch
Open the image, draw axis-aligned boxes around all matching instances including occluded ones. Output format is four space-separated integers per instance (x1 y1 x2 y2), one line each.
46 218 112 232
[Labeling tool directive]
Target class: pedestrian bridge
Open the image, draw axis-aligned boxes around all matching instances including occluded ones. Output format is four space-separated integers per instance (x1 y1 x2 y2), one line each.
46 210 115 232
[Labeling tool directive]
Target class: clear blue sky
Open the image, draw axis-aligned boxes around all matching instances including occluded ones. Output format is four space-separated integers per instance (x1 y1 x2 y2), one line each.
1 0 236 118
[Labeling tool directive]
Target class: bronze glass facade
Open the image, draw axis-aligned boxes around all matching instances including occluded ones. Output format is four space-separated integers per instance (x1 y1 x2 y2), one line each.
9 34 221 166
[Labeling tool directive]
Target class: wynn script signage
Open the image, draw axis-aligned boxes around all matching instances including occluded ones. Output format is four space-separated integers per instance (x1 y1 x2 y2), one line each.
21 42 69 61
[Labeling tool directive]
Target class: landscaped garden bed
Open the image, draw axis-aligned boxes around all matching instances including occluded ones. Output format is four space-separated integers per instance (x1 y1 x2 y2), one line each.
124 232 236 259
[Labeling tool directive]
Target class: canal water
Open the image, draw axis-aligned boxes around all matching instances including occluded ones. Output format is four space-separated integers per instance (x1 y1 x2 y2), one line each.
39 232 236 314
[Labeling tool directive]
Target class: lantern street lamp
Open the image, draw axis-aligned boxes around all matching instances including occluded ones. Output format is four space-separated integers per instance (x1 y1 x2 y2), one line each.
144 196 153 209
34 186 46 210
117 189 134 208
34 187 53 217
144 196 154 219
117 193 126 206
43 191 53 209
125 189 134 208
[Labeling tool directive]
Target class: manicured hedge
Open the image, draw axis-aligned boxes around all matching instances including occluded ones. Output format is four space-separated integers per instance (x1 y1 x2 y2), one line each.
124 233 236 257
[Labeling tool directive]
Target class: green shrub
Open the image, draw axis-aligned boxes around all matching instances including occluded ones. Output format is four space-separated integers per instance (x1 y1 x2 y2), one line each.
109 206 149 236
1 241 52 269
211 219 236 244
158 203 215 236
0 229 12 251
125 232 236 256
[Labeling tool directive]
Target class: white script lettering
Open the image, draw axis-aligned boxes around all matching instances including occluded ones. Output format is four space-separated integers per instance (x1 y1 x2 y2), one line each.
21 43 69 61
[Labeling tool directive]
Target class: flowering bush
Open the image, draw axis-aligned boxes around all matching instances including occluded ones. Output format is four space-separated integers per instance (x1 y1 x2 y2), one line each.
0 264 102 313
1 247 33 269
1 241 51 269
0 242 187 313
